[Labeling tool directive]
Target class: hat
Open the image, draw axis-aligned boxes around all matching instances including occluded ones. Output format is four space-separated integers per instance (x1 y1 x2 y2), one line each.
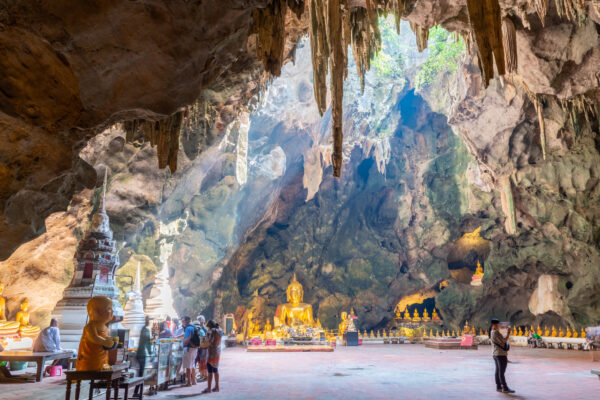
491 318 500 324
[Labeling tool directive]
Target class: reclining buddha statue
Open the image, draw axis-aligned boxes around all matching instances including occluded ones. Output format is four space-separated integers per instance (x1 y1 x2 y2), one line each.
278 274 314 327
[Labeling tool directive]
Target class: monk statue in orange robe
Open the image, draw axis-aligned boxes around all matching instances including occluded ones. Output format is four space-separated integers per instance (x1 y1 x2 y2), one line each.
76 296 116 370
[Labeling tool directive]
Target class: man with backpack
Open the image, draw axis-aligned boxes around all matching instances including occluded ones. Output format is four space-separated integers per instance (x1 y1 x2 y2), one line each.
182 316 199 386
490 318 515 393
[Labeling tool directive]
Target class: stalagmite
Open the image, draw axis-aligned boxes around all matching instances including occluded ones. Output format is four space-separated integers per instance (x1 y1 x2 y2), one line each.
465 0 506 87
501 18 517 74
500 175 517 235
534 96 547 160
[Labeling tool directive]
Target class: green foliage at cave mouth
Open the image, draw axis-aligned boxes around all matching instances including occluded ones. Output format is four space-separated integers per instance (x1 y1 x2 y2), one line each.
415 26 464 91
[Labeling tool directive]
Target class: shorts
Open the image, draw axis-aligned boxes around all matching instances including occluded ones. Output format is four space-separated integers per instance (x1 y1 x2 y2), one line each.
207 363 218 374
183 348 197 369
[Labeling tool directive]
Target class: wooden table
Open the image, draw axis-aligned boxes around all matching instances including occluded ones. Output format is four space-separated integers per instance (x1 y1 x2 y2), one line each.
0 350 74 382
65 363 129 400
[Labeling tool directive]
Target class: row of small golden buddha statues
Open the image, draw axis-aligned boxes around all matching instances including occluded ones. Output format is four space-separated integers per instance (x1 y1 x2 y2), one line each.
394 307 442 322
0 279 41 338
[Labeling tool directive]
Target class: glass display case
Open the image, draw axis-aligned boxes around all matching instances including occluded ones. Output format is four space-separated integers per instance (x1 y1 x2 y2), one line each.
146 340 185 391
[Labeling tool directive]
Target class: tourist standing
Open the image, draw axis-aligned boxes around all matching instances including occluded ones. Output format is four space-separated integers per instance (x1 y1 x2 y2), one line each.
202 320 223 393
173 318 184 337
158 321 173 338
182 316 198 386
490 318 514 393
136 316 153 378
195 315 208 381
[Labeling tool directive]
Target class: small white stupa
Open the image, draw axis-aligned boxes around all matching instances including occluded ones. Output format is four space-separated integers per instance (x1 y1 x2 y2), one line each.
145 260 178 321
122 262 146 347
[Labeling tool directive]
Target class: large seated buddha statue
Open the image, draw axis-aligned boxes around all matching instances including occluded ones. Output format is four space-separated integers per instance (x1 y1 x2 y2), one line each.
15 298 41 338
279 274 314 327
0 280 20 335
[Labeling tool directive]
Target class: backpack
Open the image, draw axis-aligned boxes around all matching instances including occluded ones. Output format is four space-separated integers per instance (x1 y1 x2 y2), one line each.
190 326 201 348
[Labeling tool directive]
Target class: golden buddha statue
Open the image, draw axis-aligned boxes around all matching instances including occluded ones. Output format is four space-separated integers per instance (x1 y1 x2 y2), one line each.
339 311 348 334
278 274 314 327
412 309 421 322
369 330 374 338
572 328 578 338
474 260 484 276
537 326 542 336
0 280 20 335
551 326 557 337
479 328 484 336
566 327 572 338
15 298 41 338
580 328 585 338
422 309 430 322
558 327 564 337
431 308 441 321
462 321 471 335
544 326 550 336
402 309 410 321
264 319 272 333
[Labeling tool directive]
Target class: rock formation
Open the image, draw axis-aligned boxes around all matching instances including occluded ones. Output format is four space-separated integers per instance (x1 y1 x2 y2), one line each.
1 1 600 332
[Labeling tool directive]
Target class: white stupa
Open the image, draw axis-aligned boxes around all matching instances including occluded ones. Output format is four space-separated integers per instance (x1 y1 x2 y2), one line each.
145 260 178 321
122 262 146 347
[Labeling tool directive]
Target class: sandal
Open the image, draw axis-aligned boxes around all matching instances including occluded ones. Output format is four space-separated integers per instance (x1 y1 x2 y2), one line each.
212 388 220 392
201 388 212 394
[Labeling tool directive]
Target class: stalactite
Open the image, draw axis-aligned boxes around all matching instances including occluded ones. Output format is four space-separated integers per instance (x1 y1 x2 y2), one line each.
124 112 184 173
554 0 587 24
287 0 306 19
252 0 288 76
309 0 329 115
349 0 380 92
326 0 345 177
466 0 506 87
500 175 517 235
409 21 429 52
534 96 547 160
501 18 517 74
531 0 548 26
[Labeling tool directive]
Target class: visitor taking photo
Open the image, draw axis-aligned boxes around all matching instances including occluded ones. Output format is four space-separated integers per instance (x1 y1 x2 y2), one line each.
490 318 515 393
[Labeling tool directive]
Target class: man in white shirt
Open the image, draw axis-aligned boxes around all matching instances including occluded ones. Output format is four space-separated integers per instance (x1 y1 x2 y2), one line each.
33 318 62 352
33 318 71 369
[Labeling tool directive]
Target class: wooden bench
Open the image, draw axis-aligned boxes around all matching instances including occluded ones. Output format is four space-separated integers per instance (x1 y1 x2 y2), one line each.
65 363 128 400
118 375 144 399
0 350 73 382
591 369 600 380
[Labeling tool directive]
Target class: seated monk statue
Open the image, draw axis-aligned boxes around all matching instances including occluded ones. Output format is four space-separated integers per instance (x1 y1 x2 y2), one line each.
279 274 314 327
0 281 19 335
76 296 116 370
15 298 41 338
